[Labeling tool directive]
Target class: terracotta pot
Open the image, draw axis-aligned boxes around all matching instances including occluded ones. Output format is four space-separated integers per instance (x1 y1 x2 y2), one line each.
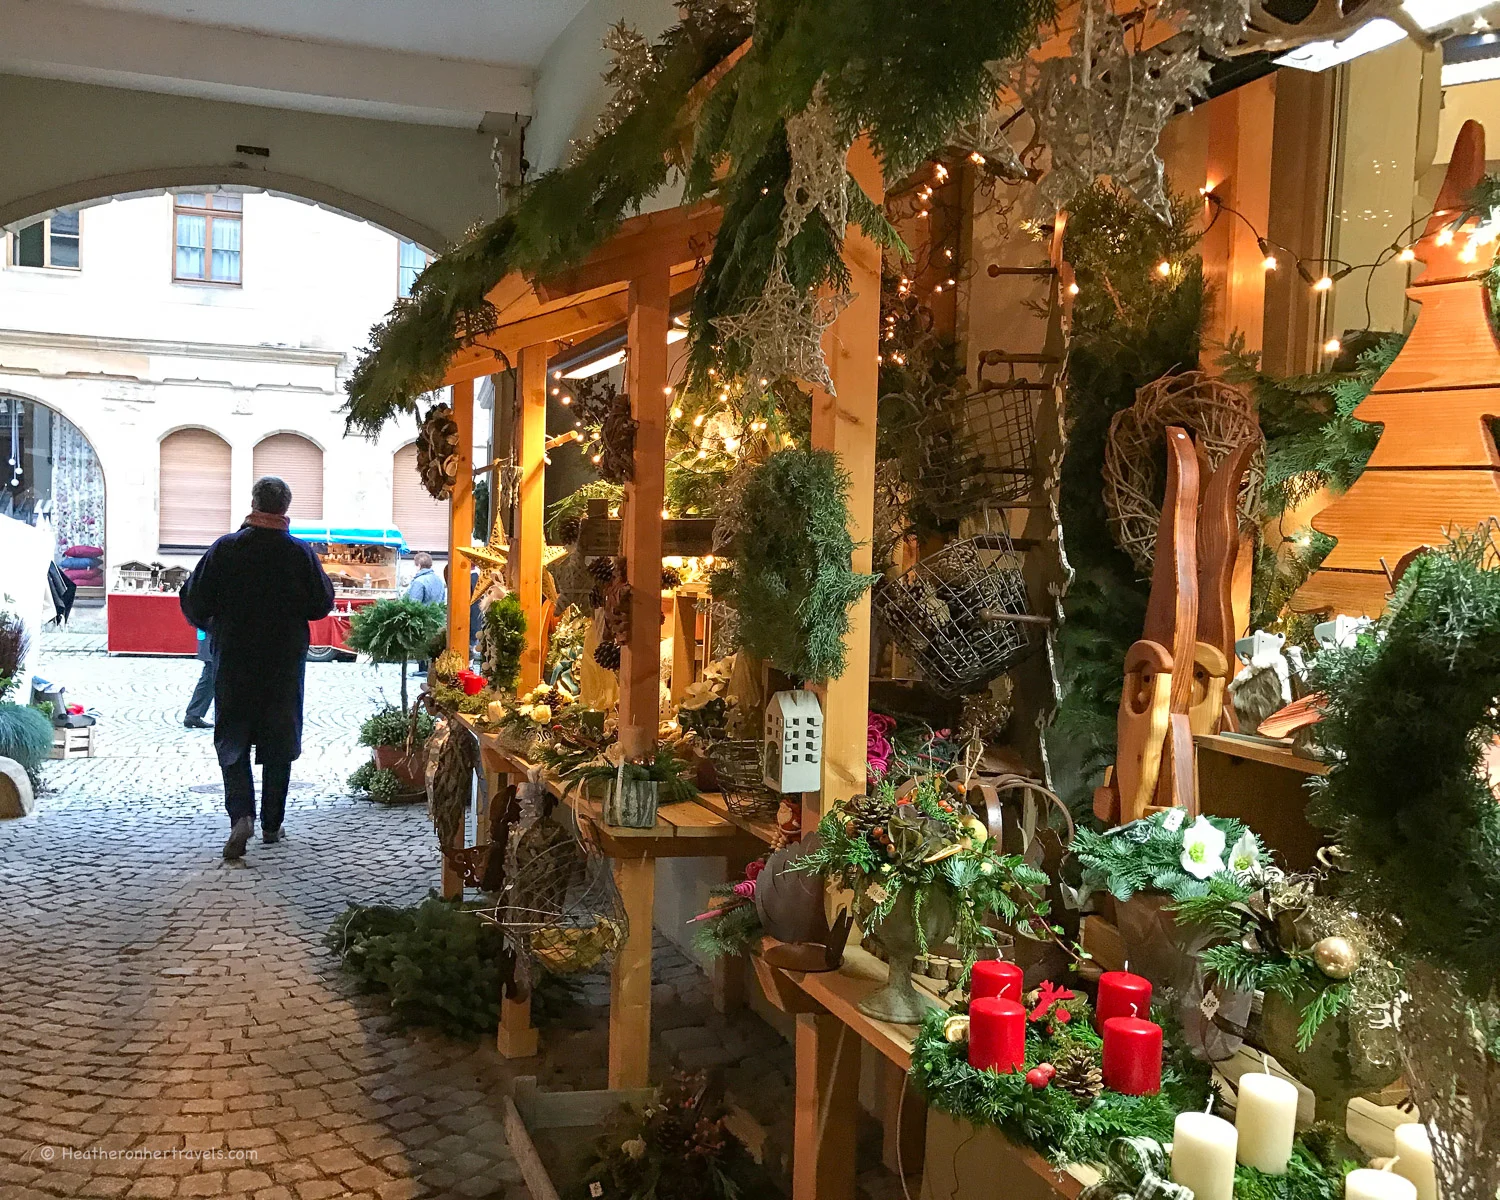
859 887 954 1025
372 744 425 790
1260 987 1401 1125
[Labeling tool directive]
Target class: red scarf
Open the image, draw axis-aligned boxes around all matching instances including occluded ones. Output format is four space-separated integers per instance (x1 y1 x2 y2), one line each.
244 511 291 531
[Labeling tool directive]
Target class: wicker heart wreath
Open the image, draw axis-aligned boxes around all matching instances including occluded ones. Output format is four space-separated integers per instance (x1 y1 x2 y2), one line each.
1102 370 1264 573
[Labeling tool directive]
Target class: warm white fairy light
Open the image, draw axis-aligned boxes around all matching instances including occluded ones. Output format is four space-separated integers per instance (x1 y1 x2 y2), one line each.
1313 276 1333 292
670 406 683 419
1436 228 1455 246
692 413 705 426
591 453 602 464
1399 247 1416 262
1324 338 1342 354
1156 261 1172 277
1067 282 1080 296
1262 255 1278 271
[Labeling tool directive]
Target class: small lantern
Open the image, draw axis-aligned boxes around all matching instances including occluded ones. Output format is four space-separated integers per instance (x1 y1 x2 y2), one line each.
763 691 822 793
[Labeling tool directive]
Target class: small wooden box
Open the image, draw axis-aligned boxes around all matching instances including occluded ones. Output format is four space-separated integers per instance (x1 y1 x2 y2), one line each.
50 726 96 759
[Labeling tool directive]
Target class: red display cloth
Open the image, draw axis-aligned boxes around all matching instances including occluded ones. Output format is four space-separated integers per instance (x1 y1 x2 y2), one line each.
308 614 353 650
107 592 199 655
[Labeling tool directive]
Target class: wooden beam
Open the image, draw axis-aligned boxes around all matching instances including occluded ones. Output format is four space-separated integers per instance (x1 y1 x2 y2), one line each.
793 1013 860 1200
535 202 721 301
619 265 671 761
609 856 656 1089
806 139 883 823
517 344 548 693
443 296 628 385
577 515 717 558
442 377 476 902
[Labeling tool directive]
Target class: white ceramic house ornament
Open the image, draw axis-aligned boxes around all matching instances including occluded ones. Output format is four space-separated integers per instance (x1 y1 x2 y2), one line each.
763 691 823 793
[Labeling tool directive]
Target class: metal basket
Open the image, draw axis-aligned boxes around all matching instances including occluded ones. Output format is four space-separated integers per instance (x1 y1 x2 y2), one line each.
873 522 1037 694
704 739 779 819
964 383 1038 504
910 382 1038 521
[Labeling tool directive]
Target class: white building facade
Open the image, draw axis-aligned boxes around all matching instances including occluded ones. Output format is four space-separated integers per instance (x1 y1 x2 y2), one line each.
0 189 455 584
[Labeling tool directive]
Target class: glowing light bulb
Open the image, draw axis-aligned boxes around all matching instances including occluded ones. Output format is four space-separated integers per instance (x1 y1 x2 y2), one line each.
591 453 602 465
759 378 769 387
1261 255 1278 271
1324 338 1342 355
552 370 562 380
661 508 670 519
723 436 739 452
551 387 560 396
1067 282 1080 296
969 152 986 165
1436 228 1455 246
934 164 949 182
1156 261 1172 277
703 555 715 567
1313 276 1333 292
693 414 704 426
696 449 707 460
670 407 683 419
663 385 674 395
1461 241 1479 264
560 394 572 405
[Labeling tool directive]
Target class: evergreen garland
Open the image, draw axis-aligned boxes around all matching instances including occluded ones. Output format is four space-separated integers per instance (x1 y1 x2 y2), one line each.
1071 810 1266 902
710 448 875 681
1309 529 1500 995
479 593 527 692
345 0 1055 434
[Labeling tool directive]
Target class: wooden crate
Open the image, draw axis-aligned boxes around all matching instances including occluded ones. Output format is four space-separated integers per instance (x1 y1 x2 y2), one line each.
505 1077 653 1200
50 726 96 759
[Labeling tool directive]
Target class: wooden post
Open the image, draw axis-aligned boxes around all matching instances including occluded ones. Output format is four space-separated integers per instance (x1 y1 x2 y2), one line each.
441 379 476 902
806 140 883 825
609 855 656 1089
620 265 671 759
793 1013 860 1200
447 378 476 656
517 344 549 693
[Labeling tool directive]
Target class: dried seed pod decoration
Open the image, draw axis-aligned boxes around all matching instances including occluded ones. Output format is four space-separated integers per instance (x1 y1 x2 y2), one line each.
599 393 638 484
415 403 461 500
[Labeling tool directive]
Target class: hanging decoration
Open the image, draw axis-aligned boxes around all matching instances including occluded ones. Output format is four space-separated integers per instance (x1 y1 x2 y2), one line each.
781 84 853 248
1102 370 1263 575
415 403 461 501
711 256 850 395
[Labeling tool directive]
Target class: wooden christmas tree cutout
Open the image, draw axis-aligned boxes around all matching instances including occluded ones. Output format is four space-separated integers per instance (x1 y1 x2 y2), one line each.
1295 118 1500 617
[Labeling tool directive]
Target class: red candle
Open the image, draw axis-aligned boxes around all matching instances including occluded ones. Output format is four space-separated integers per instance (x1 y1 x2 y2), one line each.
968 998 1026 1074
970 959 1024 1004
1101 1016 1162 1095
1095 970 1152 1029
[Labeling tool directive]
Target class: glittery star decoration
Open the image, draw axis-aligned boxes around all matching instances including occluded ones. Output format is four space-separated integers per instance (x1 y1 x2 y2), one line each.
597 21 656 140
949 65 1032 183
712 257 850 394
781 84 852 248
1017 0 1216 222
461 513 511 603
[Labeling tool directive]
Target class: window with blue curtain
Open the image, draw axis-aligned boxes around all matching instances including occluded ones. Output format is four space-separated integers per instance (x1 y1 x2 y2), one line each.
398 240 427 298
173 193 242 285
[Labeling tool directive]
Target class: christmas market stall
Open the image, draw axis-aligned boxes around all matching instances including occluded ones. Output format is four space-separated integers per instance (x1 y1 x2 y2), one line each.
328 1 1500 1198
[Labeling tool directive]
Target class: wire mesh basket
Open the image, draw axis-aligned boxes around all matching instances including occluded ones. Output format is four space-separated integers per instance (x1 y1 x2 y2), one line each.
963 383 1039 504
704 739 779 818
873 519 1038 694
479 787 628 980
911 383 1038 520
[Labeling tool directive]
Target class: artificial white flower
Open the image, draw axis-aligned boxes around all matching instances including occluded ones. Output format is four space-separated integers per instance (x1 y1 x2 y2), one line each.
518 704 534 718
531 703 552 723
1180 817 1227 880
1228 830 1261 877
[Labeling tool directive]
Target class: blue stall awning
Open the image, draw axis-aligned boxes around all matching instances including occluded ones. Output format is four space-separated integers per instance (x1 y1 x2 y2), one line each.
290 524 408 551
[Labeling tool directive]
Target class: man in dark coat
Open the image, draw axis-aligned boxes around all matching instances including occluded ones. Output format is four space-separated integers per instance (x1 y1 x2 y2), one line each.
180 476 335 860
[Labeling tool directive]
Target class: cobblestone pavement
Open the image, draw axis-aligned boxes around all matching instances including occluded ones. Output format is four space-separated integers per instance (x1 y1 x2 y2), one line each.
0 645 800 1200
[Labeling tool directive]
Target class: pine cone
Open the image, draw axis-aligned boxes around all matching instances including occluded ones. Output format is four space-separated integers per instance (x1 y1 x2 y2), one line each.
1052 1046 1103 1103
593 640 622 670
545 685 564 709
661 566 683 589
557 516 582 544
587 556 616 583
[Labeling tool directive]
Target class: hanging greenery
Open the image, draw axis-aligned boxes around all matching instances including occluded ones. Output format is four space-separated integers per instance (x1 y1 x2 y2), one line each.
709 448 875 681
478 593 527 693
345 0 1056 434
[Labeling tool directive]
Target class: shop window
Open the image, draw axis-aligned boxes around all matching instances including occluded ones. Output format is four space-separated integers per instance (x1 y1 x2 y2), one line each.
174 193 242 285
159 428 232 551
398 240 428 298
252 433 324 521
12 212 81 270
392 442 449 553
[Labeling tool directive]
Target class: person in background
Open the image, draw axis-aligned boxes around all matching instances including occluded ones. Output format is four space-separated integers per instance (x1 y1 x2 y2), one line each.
406 552 445 674
183 627 215 729
181 476 335 861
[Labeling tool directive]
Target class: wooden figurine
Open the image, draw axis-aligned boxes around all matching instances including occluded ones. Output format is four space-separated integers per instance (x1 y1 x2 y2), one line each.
1295 118 1500 617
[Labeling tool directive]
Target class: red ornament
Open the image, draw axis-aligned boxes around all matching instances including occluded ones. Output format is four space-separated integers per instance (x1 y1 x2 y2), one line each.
1101 1016 1163 1095
968 998 1026 1074
1028 981 1077 1022
744 860 766 881
1025 1063 1056 1089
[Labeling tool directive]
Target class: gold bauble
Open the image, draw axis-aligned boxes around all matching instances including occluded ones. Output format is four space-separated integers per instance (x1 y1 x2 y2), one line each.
1313 935 1358 979
943 1015 971 1044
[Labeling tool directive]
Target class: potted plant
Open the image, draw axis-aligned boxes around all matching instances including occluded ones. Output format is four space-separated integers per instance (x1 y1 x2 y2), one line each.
797 778 1067 1025
554 744 698 829
358 704 436 789
346 597 446 712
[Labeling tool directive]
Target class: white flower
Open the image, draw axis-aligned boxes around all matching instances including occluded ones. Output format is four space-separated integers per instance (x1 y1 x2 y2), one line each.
1228 831 1261 878
1180 817 1226 880
531 704 552 723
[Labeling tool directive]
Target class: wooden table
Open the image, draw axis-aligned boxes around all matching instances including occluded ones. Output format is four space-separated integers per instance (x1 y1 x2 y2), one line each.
459 720 766 1087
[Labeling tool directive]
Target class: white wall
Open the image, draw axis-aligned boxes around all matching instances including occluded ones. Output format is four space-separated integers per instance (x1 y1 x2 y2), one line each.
0 191 439 569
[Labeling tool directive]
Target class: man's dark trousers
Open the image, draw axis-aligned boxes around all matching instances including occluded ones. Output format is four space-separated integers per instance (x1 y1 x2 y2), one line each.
223 753 291 834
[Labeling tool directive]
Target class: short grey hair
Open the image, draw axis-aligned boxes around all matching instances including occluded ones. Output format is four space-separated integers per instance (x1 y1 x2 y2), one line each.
414 552 433 569
250 476 292 515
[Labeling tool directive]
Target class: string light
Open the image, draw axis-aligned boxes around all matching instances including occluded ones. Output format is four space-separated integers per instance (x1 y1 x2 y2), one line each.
591 453 602 464
692 414 705 426
1436 228 1455 247
661 508 670 519
1324 338 1342 355
1399 247 1416 262
1156 261 1172 277
552 370 562 380
560 394 572 405
1261 255 1278 271
969 151 985 165
551 386 561 396
670 406 683 419
1313 275 1333 292
663 384 674 395
1067 282 1080 296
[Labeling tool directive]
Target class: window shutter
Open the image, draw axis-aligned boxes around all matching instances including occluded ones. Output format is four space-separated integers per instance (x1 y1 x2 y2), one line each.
252 434 323 520
392 443 449 553
160 429 232 549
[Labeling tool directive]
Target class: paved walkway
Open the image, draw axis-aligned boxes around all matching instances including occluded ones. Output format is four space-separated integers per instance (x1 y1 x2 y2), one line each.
0 647 803 1200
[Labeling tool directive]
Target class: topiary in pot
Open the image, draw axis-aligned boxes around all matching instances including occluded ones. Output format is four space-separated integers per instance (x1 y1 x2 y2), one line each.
346 597 446 712
359 704 437 789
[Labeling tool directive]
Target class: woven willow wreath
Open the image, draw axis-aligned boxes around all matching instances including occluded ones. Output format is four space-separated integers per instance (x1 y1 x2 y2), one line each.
1102 370 1264 573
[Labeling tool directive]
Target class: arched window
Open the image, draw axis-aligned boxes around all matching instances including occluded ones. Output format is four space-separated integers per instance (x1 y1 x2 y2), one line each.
392 443 449 554
159 428 231 551
252 433 323 520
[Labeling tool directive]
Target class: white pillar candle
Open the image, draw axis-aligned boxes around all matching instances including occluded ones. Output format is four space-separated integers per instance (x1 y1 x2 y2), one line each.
1393 1124 1439 1200
1346 1169 1419 1200
1235 1071 1300 1174
1172 1112 1239 1200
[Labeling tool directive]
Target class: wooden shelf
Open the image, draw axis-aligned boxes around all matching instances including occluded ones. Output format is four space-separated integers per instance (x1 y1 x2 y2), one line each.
691 788 781 847
1196 732 1330 776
